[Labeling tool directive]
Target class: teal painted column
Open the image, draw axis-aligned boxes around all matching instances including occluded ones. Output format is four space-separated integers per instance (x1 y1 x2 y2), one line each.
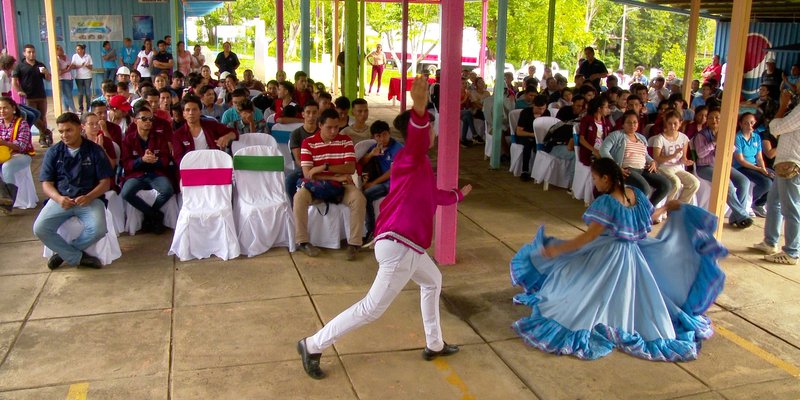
344 0 358 99
490 0 509 169
359 0 366 98
545 0 556 64
170 0 179 57
301 0 311 73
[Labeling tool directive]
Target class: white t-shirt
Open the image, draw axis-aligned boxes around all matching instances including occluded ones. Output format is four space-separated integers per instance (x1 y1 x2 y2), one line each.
137 50 154 78
192 129 208 150
71 54 93 79
0 70 11 94
652 132 690 169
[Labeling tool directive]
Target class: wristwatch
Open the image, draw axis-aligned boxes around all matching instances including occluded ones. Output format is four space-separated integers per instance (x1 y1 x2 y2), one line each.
324 163 330 172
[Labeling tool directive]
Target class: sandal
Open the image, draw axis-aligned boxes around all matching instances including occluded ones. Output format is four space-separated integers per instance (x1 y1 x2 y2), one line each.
731 218 753 229
765 252 799 265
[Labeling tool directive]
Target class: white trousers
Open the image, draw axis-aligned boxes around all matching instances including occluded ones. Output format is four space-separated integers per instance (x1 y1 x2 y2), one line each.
307 239 444 354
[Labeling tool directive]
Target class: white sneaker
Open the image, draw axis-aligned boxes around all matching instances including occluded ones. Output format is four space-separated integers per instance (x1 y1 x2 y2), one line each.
765 252 799 265
752 241 779 255
753 205 768 218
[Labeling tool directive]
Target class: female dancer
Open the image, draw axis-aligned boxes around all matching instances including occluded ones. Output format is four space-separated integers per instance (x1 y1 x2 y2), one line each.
511 157 726 361
298 76 471 379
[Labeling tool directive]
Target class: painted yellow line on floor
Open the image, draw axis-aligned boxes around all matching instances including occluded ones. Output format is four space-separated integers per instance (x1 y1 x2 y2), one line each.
716 325 800 378
66 383 89 400
433 358 476 400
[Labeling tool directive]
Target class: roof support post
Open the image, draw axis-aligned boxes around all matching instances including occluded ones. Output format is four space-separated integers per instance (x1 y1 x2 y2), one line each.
359 0 366 98
434 0 464 265
545 0 556 65
344 0 358 99
490 0 509 169
682 0 700 102
400 0 409 111
333 0 340 95
277 0 285 71
479 0 488 77
3 0 19 103
709 0 752 238
44 0 61 116
301 0 311 73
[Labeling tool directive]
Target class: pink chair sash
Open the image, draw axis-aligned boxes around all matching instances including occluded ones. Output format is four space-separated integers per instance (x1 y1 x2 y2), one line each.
181 168 233 186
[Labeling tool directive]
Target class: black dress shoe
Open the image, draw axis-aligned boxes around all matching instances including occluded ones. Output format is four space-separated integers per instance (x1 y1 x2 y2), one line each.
78 252 102 269
422 342 459 361
47 254 64 270
297 338 325 379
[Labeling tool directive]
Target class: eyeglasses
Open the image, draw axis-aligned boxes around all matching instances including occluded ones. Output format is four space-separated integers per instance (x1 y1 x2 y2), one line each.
138 116 155 122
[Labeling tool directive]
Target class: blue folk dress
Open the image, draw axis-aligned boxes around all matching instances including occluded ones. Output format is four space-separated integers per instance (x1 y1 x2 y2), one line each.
510 188 727 361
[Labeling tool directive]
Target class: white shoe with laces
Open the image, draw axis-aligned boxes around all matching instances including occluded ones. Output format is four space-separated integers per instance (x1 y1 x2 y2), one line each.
765 252 799 265
752 241 779 255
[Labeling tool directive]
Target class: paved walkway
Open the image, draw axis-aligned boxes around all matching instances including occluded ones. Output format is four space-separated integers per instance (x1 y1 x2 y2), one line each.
0 95 799 399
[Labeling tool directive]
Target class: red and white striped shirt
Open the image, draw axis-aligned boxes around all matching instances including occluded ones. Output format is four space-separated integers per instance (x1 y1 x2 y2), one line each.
299 133 356 174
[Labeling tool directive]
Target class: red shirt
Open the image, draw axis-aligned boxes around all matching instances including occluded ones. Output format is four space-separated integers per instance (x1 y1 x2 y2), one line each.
120 129 172 182
172 119 237 167
702 63 722 84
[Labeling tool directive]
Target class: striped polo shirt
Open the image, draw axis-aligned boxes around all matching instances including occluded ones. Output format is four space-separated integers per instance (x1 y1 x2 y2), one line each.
300 133 356 174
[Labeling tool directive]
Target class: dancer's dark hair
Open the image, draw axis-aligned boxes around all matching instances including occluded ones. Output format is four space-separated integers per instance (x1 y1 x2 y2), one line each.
591 157 631 205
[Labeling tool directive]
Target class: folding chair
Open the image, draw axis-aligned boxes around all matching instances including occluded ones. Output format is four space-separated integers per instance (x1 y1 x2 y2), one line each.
42 207 122 266
531 117 572 190
271 122 303 172
168 150 240 261
231 132 278 154
571 126 594 206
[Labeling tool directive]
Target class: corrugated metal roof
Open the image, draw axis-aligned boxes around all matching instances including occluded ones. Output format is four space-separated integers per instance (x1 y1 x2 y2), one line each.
182 1 227 17
611 0 800 22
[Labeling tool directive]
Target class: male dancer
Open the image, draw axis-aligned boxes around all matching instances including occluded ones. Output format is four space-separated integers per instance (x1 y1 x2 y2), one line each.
297 76 472 379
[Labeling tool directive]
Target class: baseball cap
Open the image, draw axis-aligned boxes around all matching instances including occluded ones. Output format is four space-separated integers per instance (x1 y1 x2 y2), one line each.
219 71 231 80
108 95 132 112
116 66 131 75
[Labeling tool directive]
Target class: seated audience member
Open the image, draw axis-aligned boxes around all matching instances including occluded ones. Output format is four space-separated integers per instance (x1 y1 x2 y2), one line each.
221 88 264 125
116 81 131 101
577 96 614 167
293 108 366 261
515 86 537 109
555 94 585 122
543 77 562 104
650 109 698 203
126 101 174 147
605 74 619 91
81 112 117 170
217 72 239 108
0 96 34 213
185 74 204 97
647 76 670 106
574 74 586 89
684 105 708 140
287 102 320 201
170 104 185 132
172 95 237 167
199 85 224 120
139 87 170 122
316 92 334 112
33 112 113 269
614 94 647 133
227 99 267 135
253 79 278 113
242 69 265 92
92 99 124 146
120 106 173 234
630 83 656 115
516 95 551 181
275 81 302 124
630 65 649 86
170 71 185 95
745 84 779 127
541 119 577 178
733 112 773 218
92 81 118 106
645 100 671 138
129 70 142 99
578 84 597 103
601 110 672 205
157 88 174 122
610 89 629 123
341 98 370 137
294 71 313 108
693 108 753 228
334 96 351 129
556 87 573 109
522 65 539 90
360 120 403 240
691 82 715 110
668 93 694 124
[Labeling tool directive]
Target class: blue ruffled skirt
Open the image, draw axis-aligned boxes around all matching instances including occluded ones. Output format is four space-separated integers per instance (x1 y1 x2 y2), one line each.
510 205 727 361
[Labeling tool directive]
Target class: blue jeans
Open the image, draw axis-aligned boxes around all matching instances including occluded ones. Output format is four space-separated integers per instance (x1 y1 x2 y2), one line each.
59 79 76 112
737 167 773 207
120 175 174 216
364 181 390 235
461 110 477 142
696 165 751 223
764 174 800 258
625 168 673 205
75 79 92 112
33 198 107 265
1 154 31 185
103 68 115 82
285 169 303 205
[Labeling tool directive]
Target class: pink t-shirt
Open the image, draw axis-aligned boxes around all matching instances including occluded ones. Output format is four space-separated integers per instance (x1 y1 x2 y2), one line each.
622 138 647 170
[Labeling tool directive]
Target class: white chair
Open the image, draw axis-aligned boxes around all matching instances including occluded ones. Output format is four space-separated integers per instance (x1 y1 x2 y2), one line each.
123 189 179 235
571 126 594 206
10 165 37 209
169 150 240 261
271 122 303 172
104 191 125 236
249 89 261 98
531 117 572 190
307 203 350 249
508 109 534 177
354 139 377 188
483 96 494 160
42 207 122 266
232 146 295 257
231 132 278 154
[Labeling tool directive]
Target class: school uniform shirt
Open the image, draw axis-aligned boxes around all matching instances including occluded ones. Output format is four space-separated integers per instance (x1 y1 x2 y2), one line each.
39 139 114 198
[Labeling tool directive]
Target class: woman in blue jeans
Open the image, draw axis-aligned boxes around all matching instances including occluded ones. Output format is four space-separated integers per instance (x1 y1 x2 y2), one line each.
56 45 76 113
600 110 672 207
733 112 773 217
693 109 753 228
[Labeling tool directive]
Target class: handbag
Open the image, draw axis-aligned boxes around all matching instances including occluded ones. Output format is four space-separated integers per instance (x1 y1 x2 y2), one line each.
0 145 10 163
296 178 344 204
774 161 800 179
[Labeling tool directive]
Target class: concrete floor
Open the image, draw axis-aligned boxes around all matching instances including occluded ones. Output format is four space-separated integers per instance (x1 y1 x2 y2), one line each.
0 96 799 399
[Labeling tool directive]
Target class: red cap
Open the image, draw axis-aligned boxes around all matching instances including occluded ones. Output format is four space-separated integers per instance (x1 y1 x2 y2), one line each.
108 95 132 112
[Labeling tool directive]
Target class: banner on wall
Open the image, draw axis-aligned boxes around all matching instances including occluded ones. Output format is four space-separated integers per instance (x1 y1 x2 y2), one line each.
39 15 64 42
68 15 123 42
132 16 155 41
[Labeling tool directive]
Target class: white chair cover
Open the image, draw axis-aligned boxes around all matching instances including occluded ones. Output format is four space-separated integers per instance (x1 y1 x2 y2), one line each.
249 89 261 98
307 203 350 249
124 189 179 235
12 166 37 209
531 117 572 190
232 146 295 257
271 122 303 172
104 190 125 236
231 132 278 155
508 109 534 177
483 97 494 160
169 150 240 261
354 139 377 188
571 126 594 206
42 207 121 266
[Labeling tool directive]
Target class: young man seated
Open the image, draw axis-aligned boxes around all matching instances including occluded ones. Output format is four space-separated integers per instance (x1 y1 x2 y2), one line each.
359 120 403 240
287 102 321 202
556 94 585 122
120 106 174 234
221 88 264 125
515 95 551 181
341 98 369 137
294 109 366 261
33 113 113 269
